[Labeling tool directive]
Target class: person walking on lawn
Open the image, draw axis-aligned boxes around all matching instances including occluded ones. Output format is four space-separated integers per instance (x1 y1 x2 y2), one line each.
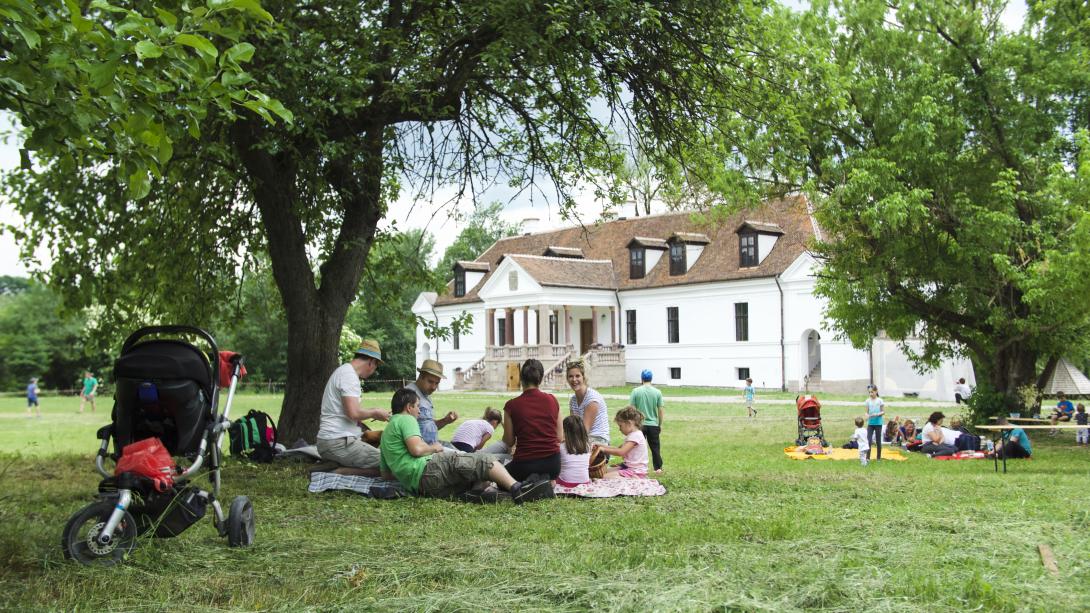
630 369 665 474
79 371 98 413
407 359 458 446
26 378 40 418
315 339 391 474
380 388 553 503
865 387 886 461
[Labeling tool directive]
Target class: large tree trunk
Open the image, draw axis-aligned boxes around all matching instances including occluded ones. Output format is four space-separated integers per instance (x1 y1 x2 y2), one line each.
977 345 1039 416
232 122 386 442
278 305 343 442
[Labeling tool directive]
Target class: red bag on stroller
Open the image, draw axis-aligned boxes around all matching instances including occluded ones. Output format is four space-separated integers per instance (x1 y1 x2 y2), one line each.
115 438 176 493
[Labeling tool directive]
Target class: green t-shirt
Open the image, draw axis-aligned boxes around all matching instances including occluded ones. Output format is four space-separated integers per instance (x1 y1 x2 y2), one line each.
630 384 663 427
82 376 98 396
379 414 430 494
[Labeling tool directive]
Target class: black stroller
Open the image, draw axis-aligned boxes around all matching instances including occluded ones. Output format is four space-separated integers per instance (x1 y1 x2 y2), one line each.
62 326 255 565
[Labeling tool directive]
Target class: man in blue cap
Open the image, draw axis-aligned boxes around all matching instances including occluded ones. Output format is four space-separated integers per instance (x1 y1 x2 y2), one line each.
316 338 392 473
629 369 665 474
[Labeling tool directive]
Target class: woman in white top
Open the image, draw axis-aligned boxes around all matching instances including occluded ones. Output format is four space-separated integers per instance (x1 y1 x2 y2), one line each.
566 362 610 446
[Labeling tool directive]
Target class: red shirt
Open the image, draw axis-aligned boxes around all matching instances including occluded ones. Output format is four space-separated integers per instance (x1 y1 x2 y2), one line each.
504 388 560 461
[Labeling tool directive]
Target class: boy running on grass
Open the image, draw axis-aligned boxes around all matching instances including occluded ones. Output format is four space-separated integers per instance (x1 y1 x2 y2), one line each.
379 388 553 504
743 378 756 417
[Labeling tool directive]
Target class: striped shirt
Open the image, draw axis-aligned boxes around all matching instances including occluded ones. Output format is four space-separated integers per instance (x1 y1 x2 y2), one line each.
450 419 495 450
569 387 610 442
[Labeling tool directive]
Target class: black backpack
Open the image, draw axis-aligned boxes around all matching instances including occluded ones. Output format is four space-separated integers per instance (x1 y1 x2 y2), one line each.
228 410 278 462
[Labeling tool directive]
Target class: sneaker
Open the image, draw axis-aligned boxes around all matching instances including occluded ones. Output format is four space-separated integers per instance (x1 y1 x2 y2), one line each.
459 486 508 504
511 474 555 505
369 482 405 499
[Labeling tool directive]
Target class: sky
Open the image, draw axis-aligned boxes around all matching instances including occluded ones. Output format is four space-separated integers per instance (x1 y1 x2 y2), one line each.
0 0 1029 277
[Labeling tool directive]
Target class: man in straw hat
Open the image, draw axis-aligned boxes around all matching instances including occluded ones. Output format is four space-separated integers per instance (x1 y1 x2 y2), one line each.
406 359 458 446
316 339 392 473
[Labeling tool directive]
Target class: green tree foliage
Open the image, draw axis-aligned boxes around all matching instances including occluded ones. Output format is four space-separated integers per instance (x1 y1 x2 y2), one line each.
760 0 1090 413
0 0 290 200
0 279 106 390
211 261 289 383
5 0 778 441
435 202 523 276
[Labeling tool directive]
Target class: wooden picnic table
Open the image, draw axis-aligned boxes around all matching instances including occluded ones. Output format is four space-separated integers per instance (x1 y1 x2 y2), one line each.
987 416 1051 424
975 424 1087 473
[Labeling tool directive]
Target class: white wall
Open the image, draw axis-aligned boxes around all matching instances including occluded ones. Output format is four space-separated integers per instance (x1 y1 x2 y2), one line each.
414 303 487 391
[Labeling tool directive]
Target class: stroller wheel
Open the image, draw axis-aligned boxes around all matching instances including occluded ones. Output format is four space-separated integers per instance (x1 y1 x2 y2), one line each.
62 501 137 566
227 496 255 547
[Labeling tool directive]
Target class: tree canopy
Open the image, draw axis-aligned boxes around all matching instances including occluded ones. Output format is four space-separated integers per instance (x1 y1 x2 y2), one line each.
759 0 1090 412
5 0 776 440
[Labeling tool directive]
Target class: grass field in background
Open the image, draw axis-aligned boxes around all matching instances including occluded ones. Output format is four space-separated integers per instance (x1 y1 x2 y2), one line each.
1 392 1088 611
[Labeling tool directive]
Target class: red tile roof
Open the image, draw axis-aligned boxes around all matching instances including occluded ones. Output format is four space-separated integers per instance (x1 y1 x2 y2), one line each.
434 196 813 306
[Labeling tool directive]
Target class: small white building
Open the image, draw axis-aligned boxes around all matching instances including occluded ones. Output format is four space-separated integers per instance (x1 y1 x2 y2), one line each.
412 197 974 399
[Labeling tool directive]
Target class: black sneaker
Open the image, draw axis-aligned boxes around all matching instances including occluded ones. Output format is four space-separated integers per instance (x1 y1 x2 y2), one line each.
458 486 507 504
511 475 555 505
370 482 405 499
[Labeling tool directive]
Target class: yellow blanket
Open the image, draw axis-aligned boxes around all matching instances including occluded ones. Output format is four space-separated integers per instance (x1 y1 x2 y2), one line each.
784 446 907 461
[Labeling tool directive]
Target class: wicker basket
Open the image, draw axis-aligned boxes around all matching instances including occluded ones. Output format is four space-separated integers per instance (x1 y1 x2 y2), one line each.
589 448 608 479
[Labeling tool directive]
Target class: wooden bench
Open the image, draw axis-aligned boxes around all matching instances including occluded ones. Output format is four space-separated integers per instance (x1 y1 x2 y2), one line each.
987 416 1051 424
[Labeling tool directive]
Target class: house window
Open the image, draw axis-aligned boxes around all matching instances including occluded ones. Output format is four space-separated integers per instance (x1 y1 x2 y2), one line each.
739 233 757 267
669 241 686 275
737 367 750 380
670 367 681 380
629 247 645 279
509 270 518 291
497 318 506 346
667 307 679 343
625 310 637 344
549 313 558 344
453 328 460 350
735 303 749 341
454 269 466 297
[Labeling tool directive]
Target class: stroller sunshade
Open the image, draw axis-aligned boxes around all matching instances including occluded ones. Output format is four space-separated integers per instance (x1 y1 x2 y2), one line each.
115 340 213 398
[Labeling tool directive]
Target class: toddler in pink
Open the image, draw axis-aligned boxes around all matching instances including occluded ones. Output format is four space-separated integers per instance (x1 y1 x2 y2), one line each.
450 407 502 453
595 406 648 478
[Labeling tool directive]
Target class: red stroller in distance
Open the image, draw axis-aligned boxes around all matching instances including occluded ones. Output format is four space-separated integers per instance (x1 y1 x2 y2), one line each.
795 394 826 446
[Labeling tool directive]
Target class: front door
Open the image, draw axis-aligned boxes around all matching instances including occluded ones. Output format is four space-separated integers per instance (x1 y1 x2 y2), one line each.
579 319 593 355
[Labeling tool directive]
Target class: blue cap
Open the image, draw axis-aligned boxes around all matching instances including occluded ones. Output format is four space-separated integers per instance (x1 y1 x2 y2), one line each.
641 369 653 382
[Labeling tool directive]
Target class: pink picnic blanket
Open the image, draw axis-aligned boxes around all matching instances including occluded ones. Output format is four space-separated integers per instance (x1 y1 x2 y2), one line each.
552 478 666 498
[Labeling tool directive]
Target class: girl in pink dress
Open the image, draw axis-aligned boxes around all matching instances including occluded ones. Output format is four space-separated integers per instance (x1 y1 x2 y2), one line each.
595 406 648 479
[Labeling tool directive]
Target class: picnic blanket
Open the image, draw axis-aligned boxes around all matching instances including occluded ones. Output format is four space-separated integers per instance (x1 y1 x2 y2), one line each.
553 478 667 498
784 446 907 461
308 472 407 498
932 450 994 460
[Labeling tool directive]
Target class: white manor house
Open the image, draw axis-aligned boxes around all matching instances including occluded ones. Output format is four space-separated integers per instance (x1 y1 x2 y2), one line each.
413 197 975 399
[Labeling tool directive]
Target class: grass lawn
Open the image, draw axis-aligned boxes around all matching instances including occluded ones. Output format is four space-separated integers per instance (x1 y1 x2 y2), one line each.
1 393 1088 611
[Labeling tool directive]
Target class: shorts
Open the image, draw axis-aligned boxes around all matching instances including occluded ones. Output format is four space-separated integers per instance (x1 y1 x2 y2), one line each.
317 436 380 469
417 453 499 498
451 441 476 453
27 398 38 407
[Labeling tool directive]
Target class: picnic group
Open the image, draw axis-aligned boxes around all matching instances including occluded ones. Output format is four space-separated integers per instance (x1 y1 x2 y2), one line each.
312 339 667 504
843 387 1090 466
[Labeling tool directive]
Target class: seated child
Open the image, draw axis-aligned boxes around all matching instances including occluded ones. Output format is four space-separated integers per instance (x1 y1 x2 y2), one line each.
557 415 591 486
850 417 870 466
883 415 902 444
594 406 649 479
450 407 502 453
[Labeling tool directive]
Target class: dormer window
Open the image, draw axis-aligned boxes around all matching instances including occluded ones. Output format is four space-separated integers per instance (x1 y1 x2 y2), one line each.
739 233 757 267
669 241 685 276
630 247 646 279
454 269 466 296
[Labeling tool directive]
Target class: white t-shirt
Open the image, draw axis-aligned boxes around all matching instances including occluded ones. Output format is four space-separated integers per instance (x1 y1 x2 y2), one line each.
940 427 961 446
921 422 944 445
621 429 649 474
954 383 972 397
317 363 362 440
558 446 591 484
851 426 870 451
450 419 495 449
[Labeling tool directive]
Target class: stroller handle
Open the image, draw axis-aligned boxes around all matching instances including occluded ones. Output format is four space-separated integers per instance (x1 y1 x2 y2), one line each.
121 325 219 355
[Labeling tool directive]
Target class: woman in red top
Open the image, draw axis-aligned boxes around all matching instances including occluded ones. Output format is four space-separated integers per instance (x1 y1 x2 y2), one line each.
502 359 563 481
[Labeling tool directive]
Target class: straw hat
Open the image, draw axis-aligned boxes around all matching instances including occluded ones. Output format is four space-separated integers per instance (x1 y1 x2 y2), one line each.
355 339 384 363
417 359 446 379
